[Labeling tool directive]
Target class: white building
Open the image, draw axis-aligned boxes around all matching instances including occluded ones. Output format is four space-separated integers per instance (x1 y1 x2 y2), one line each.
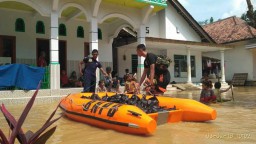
0 0 232 98
117 0 231 83
203 16 256 84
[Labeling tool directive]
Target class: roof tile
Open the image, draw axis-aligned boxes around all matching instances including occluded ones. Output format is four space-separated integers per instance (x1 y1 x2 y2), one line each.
203 16 256 44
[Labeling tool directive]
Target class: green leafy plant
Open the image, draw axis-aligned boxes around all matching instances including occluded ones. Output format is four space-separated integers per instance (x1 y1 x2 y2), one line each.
0 82 61 144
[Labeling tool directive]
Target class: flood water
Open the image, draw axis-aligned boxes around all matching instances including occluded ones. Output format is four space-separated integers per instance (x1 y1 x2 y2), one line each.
1 87 256 144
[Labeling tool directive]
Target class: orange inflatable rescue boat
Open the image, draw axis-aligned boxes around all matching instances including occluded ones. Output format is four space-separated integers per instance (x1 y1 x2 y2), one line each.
59 92 216 135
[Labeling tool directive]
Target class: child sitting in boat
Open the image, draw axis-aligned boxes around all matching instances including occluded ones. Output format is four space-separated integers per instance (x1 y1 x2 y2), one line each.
96 80 107 93
213 82 232 102
124 74 140 94
200 80 216 104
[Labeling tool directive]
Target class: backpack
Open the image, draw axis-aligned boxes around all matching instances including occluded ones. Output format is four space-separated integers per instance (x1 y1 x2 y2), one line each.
156 55 172 68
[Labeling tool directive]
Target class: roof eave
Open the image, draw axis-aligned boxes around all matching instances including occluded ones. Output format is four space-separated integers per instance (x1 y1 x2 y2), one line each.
146 37 232 49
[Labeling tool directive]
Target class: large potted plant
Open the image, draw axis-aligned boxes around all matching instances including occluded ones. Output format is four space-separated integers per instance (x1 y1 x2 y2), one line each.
0 82 61 144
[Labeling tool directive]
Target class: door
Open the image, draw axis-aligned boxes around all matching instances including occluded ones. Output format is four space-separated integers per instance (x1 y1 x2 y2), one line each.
36 38 50 66
131 54 138 74
37 39 67 71
0 35 16 64
59 40 67 72
84 42 89 57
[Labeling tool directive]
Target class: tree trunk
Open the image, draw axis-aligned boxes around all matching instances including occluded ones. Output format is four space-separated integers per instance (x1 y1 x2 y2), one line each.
246 0 256 28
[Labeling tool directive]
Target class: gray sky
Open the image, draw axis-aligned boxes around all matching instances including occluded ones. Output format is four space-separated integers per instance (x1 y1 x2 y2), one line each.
178 0 256 21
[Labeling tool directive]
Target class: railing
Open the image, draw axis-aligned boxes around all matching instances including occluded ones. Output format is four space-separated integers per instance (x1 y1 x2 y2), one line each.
136 0 167 7
41 66 50 89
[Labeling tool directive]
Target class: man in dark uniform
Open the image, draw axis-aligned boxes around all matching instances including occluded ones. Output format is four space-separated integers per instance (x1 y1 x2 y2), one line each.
79 49 108 92
154 64 171 93
136 44 171 94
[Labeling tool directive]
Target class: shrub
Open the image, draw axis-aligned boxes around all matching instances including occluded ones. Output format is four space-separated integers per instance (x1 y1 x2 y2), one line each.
0 82 61 144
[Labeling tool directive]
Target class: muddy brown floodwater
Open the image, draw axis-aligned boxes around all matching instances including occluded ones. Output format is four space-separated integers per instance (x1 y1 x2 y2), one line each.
0 87 255 144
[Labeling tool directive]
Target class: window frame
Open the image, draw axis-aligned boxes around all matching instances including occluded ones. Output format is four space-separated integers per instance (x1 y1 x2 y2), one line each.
36 21 45 34
59 23 67 36
77 26 84 38
98 28 102 40
174 55 196 78
15 18 25 32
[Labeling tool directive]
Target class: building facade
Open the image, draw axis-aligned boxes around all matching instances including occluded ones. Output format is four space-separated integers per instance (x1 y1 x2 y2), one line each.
203 16 256 82
0 0 231 95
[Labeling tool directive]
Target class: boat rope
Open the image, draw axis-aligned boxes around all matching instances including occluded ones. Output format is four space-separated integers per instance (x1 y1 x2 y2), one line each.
59 105 140 128
82 82 96 92
65 97 120 111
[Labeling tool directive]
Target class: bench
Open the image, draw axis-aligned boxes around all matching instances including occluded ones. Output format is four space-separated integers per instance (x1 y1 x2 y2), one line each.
232 73 248 86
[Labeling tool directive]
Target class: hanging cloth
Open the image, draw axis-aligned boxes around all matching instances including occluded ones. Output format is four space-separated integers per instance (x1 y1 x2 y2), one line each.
207 59 212 67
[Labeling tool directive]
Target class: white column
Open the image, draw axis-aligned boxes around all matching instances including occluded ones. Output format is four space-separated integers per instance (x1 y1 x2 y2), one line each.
220 50 226 83
89 18 98 52
89 18 99 87
50 11 60 90
137 25 146 82
187 48 192 83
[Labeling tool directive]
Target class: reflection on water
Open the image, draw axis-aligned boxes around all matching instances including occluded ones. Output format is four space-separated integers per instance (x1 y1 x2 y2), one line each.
1 87 256 144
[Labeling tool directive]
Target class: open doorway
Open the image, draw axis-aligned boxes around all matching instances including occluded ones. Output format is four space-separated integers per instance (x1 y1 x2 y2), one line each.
59 40 67 72
84 42 90 57
0 35 16 64
112 27 137 74
36 38 50 66
202 56 220 77
36 39 67 72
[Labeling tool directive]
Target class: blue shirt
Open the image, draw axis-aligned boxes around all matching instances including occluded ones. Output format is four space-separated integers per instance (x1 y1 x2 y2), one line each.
83 57 102 78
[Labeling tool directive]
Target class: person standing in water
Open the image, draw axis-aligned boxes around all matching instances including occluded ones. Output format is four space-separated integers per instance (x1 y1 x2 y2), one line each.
136 44 171 95
79 49 108 92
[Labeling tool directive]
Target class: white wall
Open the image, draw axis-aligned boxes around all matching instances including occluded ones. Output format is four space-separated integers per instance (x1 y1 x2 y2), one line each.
146 12 161 38
158 10 166 38
253 49 256 80
144 3 202 42
164 4 201 41
203 45 254 81
0 10 46 60
143 2 203 42
60 19 89 60
0 9 113 74
0 9 86 60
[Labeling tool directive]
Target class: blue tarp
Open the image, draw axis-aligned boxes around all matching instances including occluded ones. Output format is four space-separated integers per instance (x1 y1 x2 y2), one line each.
0 64 45 90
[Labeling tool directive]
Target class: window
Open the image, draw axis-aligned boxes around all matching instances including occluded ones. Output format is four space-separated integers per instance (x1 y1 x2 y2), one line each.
36 21 45 34
15 18 25 32
98 28 102 40
59 24 66 36
77 26 84 38
131 54 138 74
174 55 196 78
